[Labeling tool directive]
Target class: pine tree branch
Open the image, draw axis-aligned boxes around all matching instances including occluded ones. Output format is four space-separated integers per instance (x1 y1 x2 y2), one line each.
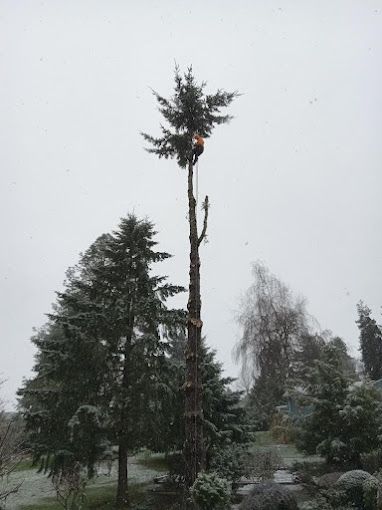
198 196 209 246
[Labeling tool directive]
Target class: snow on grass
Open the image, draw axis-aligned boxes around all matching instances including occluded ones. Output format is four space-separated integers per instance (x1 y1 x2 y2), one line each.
5 455 167 509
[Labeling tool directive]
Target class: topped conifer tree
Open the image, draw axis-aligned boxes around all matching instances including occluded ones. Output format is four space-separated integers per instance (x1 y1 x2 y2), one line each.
142 66 238 492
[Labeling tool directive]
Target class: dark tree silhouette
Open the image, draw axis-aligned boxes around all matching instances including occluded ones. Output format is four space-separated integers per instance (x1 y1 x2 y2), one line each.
357 301 382 380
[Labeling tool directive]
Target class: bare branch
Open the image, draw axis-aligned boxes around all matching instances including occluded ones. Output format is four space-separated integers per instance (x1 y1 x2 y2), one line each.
0 416 26 503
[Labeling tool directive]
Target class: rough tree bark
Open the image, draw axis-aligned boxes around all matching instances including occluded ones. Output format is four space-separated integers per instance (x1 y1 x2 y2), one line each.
116 439 129 508
116 310 135 508
184 158 209 493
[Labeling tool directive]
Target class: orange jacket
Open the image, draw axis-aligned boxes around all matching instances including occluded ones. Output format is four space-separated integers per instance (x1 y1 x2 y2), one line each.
194 134 204 146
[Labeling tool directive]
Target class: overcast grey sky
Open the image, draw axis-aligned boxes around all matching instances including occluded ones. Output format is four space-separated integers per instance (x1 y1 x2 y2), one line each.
1 1 382 409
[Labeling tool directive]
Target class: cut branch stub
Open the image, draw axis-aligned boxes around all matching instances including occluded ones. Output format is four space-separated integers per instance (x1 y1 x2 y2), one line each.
190 318 203 328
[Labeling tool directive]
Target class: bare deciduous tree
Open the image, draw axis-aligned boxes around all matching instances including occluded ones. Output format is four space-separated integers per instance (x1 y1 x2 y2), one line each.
52 462 87 510
0 384 25 506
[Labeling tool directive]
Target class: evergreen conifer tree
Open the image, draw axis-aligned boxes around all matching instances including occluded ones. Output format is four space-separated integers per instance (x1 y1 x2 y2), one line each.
294 339 359 464
152 333 253 470
142 65 238 490
356 301 382 380
19 215 184 508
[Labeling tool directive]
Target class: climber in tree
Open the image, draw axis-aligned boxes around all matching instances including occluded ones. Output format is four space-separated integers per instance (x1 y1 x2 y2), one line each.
192 134 204 165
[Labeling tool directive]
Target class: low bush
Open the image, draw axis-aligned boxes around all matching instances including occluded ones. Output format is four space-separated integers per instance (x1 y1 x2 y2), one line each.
190 472 231 510
270 412 296 444
299 487 358 510
315 472 343 489
362 450 382 475
299 497 335 510
252 448 282 481
291 460 327 478
300 498 356 510
164 452 185 487
239 482 298 510
209 444 253 484
335 470 376 509
363 476 380 510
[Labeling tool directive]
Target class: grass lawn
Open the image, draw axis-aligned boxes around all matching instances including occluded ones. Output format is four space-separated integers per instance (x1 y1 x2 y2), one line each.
253 430 274 446
135 452 169 472
11 439 323 509
18 481 179 510
253 431 322 467
18 483 147 510
15 453 175 510
13 458 34 473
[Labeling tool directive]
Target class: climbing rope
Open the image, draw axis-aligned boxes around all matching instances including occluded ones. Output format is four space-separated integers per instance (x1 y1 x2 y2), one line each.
195 160 199 208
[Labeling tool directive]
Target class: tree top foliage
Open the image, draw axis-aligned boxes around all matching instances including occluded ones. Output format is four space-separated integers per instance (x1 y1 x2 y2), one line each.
142 65 239 167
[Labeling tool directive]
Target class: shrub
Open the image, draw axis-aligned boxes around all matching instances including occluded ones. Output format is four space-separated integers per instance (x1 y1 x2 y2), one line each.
326 487 355 507
252 448 282 481
363 477 379 510
335 470 376 508
362 470 382 510
270 412 296 444
315 472 344 489
51 462 87 510
239 482 298 510
291 459 327 478
300 499 356 510
316 438 348 464
362 450 382 474
299 497 334 510
190 472 231 510
299 488 358 510
165 452 185 487
209 444 253 483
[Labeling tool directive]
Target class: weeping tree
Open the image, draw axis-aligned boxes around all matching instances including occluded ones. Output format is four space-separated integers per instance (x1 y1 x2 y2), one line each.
142 66 238 490
235 262 309 428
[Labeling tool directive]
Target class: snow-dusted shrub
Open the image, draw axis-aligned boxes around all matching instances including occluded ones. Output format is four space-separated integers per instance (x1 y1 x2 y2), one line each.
300 499 355 510
209 444 253 483
317 438 348 464
335 470 376 508
190 472 231 510
363 476 380 510
316 472 343 488
239 482 298 510
299 498 334 510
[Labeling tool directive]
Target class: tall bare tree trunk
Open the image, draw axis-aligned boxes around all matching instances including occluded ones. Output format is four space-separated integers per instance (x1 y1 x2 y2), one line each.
116 313 134 508
184 159 208 494
116 441 129 508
